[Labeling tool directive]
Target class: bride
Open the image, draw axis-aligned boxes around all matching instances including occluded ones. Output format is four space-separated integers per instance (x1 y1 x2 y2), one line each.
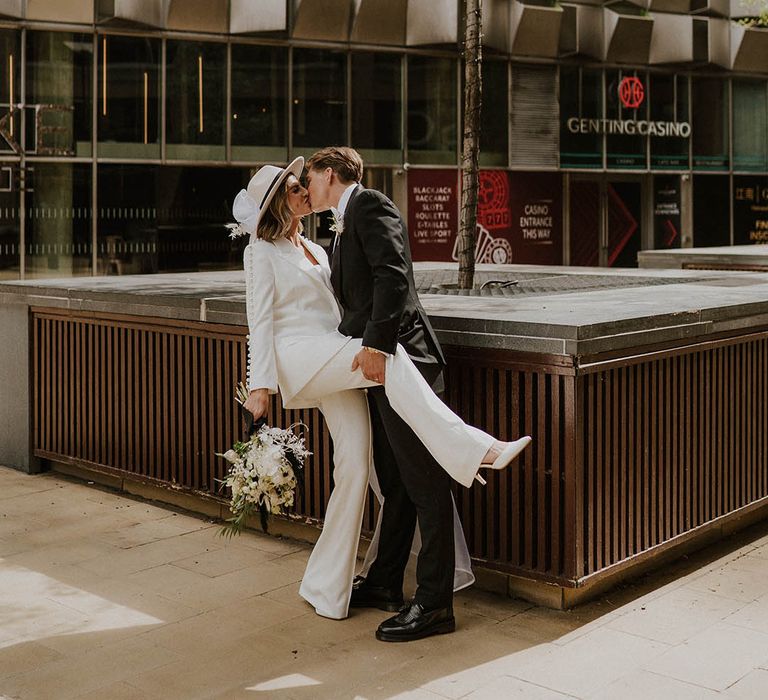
231 156 531 620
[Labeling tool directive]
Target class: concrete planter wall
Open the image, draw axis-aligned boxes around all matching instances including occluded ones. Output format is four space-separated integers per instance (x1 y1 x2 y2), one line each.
730 23 768 72
579 7 655 63
97 0 167 27
510 1 564 58
649 13 694 63
230 0 287 34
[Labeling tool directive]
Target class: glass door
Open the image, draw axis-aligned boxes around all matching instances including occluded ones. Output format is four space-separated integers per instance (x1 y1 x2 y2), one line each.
569 176 643 267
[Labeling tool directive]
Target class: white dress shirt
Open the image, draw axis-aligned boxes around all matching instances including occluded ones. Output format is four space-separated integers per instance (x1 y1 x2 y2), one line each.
330 182 359 224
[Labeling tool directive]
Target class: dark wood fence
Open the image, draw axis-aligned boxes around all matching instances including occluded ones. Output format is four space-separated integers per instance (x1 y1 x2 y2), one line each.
31 307 768 591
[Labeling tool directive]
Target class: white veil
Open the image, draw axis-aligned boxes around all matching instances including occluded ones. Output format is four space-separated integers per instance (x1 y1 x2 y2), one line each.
357 459 475 592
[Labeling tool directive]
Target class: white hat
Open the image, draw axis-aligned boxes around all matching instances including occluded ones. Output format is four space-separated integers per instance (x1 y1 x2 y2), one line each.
228 156 304 238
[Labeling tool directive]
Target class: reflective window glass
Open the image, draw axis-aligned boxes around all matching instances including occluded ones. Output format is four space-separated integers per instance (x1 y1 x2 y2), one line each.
693 175 730 246
692 78 729 170
733 80 768 172
407 56 457 165
292 48 347 154
351 52 402 164
231 44 287 162
733 175 768 244
0 30 21 156
98 34 160 158
26 31 92 157
97 164 248 275
606 69 646 170
0 164 20 279
559 66 602 169
480 59 508 167
166 40 227 161
650 74 689 170
26 163 92 278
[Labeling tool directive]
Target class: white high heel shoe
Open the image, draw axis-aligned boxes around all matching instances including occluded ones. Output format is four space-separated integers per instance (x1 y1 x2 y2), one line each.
474 436 532 485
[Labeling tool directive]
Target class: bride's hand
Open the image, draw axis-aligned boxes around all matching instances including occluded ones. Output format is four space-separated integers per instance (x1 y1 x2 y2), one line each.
244 388 269 420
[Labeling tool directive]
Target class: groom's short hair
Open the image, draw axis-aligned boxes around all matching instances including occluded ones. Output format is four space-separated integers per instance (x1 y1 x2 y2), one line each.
306 147 363 184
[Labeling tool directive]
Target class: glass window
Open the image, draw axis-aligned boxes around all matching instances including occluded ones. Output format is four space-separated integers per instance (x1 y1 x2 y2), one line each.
26 163 92 278
231 44 287 162
606 69 646 169
480 59 508 167
653 175 682 249
0 165 20 279
351 52 402 164
0 30 21 156
407 56 457 165
97 164 248 275
733 80 768 172
650 74 689 170
98 34 160 159
26 31 92 158
559 66 602 169
292 48 347 154
693 175 730 247
692 78 729 171
166 40 227 161
733 175 768 245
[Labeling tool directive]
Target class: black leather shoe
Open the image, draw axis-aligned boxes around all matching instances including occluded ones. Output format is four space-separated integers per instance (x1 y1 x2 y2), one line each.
375 602 455 642
350 577 404 612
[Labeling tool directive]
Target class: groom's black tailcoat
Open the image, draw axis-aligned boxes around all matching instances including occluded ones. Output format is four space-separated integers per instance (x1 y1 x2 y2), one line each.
330 184 455 609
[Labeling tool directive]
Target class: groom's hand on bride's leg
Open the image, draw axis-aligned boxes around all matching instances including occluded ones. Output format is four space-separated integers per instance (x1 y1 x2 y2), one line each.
351 348 386 384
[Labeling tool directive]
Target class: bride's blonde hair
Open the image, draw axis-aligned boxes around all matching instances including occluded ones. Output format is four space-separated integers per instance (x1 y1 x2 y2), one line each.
256 181 304 243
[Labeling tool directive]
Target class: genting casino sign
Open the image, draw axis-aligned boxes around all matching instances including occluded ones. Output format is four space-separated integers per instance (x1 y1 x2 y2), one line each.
566 77 691 138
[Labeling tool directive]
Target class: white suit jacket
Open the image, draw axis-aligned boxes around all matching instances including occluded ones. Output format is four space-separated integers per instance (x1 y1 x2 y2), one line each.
244 235 351 408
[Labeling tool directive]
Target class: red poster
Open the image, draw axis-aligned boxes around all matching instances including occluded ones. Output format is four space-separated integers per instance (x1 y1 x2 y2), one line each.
407 169 563 265
467 170 515 264
407 169 459 262
507 172 563 265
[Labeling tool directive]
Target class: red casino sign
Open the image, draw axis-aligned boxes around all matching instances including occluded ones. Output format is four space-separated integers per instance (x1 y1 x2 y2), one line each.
619 76 644 109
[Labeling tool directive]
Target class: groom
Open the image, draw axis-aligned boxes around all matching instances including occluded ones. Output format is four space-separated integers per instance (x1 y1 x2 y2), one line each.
306 147 457 642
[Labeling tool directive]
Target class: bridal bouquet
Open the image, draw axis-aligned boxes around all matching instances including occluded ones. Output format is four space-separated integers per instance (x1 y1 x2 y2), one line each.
216 383 310 537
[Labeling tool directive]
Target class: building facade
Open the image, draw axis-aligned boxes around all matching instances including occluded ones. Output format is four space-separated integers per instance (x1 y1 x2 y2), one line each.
0 0 767 280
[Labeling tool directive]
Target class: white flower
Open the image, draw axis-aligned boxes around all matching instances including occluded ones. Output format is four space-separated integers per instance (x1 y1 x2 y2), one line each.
222 449 239 464
329 214 344 235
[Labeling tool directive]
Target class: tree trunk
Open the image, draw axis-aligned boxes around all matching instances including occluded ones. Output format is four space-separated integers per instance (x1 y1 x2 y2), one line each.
458 0 482 290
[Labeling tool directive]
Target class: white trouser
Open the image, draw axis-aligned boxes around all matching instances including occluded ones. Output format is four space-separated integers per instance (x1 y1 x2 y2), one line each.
301 341 494 488
299 389 371 619
298 388 474 620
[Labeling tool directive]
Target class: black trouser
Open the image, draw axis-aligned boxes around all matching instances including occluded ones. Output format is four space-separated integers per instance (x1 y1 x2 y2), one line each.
364 368 454 610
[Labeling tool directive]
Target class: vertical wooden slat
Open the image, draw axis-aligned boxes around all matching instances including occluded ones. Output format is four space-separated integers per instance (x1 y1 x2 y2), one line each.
498 368 509 562
629 365 638 556
473 365 485 556
510 369 521 567
551 374 560 574
617 367 626 561
537 373 547 570
187 333 196 485
563 374 580 579
585 374 594 574
611 369 620 566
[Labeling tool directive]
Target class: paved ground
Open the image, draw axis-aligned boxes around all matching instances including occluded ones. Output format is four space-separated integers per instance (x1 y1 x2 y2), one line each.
2 467 768 699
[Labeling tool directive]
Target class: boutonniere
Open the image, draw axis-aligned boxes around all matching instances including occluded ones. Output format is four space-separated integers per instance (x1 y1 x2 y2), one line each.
329 214 344 235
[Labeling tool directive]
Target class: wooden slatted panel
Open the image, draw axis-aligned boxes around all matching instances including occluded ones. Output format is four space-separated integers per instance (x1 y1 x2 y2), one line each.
32 310 576 579
442 355 572 579
32 308 768 587
580 335 768 576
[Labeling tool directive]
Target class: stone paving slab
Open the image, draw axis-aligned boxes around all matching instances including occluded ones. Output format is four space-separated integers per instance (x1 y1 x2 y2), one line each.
2 465 768 699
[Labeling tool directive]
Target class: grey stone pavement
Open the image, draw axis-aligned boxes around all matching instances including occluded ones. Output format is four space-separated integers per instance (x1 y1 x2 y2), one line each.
2 466 768 700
